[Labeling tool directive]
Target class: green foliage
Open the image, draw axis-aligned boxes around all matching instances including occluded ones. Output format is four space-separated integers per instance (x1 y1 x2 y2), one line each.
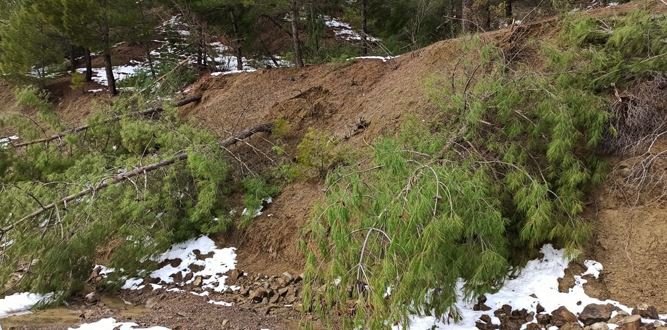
0 94 250 297
296 128 345 178
70 72 86 91
304 10 663 328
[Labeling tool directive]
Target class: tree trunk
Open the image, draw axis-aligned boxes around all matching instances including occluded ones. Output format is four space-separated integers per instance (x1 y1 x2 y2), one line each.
505 0 512 20
84 48 93 82
103 50 117 96
146 47 156 79
69 45 76 73
462 0 472 33
361 0 368 55
230 11 243 71
290 0 304 68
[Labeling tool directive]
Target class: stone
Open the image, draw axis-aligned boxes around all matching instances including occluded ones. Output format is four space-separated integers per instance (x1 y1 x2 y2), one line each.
525 323 542 330
551 306 579 327
632 304 659 320
250 288 269 302
145 297 158 309
228 269 242 281
579 304 614 325
480 314 492 323
536 313 551 325
536 304 545 314
620 315 642 330
281 272 294 284
590 322 609 330
84 292 98 304
192 275 203 287
221 319 229 328
561 322 583 330
183 272 193 283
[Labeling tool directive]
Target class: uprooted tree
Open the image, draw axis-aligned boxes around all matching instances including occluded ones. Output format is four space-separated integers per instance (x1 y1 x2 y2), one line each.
0 89 274 297
302 10 667 329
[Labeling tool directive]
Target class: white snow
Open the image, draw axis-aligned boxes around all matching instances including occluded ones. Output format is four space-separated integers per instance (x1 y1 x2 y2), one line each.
208 299 233 307
396 244 657 329
123 236 238 293
76 65 141 87
351 56 398 62
0 135 18 148
323 16 380 43
241 197 272 218
69 317 169 330
0 292 53 318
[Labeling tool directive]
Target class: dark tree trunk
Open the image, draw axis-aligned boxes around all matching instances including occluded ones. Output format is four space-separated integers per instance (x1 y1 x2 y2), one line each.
146 47 156 78
484 4 492 31
290 0 304 68
103 51 117 96
230 11 243 71
84 48 93 82
361 0 368 55
69 45 76 73
505 0 513 20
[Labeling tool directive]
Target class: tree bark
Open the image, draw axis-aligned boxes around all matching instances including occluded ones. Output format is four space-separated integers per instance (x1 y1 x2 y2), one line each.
230 10 243 71
361 0 368 55
505 0 513 20
84 48 93 82
69 45 77 73
103 50 117 96
13 95 202 148
4 123 274 232
290 0 304 68
462 0 472 33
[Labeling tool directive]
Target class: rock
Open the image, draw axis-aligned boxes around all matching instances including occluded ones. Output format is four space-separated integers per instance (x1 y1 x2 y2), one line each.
250 288 268 302
561 322 583 330
192 275 203 287
582 276 611 301
221 319 228 328
536 313 551 325
619 315 641 330
558 262 586 293
278 287 289 297
632 304 659 320
84 292 98 304
239 286 250 296
269 293 281 304
590 322 609 330
480 314 492 323
183 272 193 283
281 272 294 284
525 323 542 330
536 304 545 314
579 304 613 325
228 269 242 282
551 306 579 327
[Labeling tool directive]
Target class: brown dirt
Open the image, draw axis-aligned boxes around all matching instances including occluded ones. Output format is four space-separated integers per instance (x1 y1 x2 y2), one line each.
589 137 667 313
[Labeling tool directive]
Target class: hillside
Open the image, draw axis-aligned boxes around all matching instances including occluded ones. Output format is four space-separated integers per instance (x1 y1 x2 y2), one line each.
0 1 666 329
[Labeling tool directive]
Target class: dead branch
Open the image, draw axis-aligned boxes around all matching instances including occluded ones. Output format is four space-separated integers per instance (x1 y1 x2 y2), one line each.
12 95 202 149
1 122 273 236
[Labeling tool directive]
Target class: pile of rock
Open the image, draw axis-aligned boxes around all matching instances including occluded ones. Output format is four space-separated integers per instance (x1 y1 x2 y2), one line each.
476 303 666 330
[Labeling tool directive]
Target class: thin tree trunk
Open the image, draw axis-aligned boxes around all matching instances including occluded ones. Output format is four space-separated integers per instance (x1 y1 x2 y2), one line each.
69 45 76 73
4 123 274 232
84 48 93 82
13 95 202 149
103 50 117 96
361 0 368 56
290 0 304 68
230 11 243 71
505 0 512 20
146 47 156 79
462 0 472 33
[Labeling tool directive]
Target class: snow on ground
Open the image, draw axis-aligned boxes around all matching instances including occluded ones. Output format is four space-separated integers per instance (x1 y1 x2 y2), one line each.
351 56 399 62
0 135 18 148
122 236 238 295
69 317 169 330
396 244 666 329
0 292 53 318
76 65 141 87
323 16 380 42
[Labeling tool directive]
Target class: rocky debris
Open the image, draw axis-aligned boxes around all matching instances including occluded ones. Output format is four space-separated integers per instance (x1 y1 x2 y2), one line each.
492 304 533 329
632 303 659 320
561 322 584 330
551 306 579 327
85 292 99 304
589 322 609 330
558 262 587 293
578 303 613 325
474 296 492 311
619 315 641 330
476 314 497 330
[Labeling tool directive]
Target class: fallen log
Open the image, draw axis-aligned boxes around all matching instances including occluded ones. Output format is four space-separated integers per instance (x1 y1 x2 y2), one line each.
1 122 273 234
13 94 202 148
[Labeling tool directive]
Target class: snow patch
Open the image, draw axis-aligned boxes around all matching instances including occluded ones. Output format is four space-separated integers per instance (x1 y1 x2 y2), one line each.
69 317 169 330
0 292 53 318
123 236 238 293
395 244 644 329
0 135 18 148
323 16 380 42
